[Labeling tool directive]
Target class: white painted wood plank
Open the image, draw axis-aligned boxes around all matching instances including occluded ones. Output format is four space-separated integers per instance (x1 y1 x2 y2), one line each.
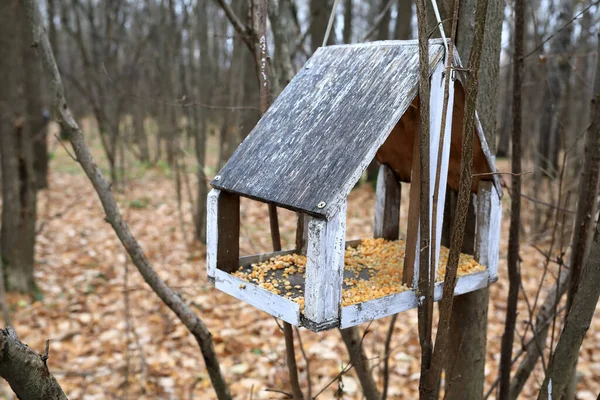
206 189 220 281
304 202 347 327
429 61 454 282
340 290 418 329
453 270 490 295
476 182 502 282
215 270 300 326
341 270 489 329
407 61 452 288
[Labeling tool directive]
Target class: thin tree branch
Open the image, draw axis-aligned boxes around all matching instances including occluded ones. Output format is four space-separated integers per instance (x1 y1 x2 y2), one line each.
0 327 67 399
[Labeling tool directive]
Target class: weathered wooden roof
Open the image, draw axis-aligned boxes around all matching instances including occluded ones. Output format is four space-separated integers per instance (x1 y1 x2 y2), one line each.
212 39 446 219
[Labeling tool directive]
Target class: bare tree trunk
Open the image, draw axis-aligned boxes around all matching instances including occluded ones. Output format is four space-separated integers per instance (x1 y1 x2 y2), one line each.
420 0 488 397
394 0 412 40
376 0 391 40
564 28 600 400
0 0 37 294
499 0 523 397
310 0 334 51
444 0 503 397
343 0 352 43
537 52 600 397
536 0 573 180
133 103 150 163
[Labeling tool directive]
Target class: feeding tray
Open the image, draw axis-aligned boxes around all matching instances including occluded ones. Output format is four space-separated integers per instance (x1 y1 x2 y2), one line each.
232 238 487 309
206 39 502 332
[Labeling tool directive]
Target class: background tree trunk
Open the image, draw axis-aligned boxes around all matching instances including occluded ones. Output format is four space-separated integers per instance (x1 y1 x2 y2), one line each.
443 0 504 398
0 0 38 293
310 0 334 51
394 0 412 40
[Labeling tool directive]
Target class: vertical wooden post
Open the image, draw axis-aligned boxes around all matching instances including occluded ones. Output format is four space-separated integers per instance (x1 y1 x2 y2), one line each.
475 181 502 281
403 61 454 286
206 189 240 279
303 201 347 330
429 61 454 282
374 164 401 240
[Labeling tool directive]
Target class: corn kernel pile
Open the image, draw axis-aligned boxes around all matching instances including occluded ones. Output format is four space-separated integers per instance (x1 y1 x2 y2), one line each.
233 238 486 311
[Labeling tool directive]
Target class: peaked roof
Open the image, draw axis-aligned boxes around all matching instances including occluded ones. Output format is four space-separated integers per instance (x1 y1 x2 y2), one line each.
212 39 447 219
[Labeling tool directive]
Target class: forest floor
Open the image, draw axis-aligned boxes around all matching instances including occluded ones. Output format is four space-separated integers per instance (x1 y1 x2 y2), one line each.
2 127 600 399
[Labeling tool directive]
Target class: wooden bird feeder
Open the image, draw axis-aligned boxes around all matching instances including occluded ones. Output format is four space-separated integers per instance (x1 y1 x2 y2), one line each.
207 39 502 332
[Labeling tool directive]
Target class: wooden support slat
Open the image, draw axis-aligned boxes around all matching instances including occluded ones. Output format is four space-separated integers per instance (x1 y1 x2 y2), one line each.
303 201 347 330
475 181 502 282
429 60 454 281
206 189 240 277
441 190 478 255
206 189 220 281
403 121 421 286
374 164 401 240
403 61 452 287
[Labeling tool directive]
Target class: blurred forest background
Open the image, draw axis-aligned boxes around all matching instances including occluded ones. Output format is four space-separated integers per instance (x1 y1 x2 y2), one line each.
0 0 600 399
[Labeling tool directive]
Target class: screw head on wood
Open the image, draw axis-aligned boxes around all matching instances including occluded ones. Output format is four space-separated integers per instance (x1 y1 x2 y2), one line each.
214 175 221 181
317 201 326 209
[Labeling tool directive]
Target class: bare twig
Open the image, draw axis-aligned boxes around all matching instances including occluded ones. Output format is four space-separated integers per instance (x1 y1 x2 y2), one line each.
54 133 78 162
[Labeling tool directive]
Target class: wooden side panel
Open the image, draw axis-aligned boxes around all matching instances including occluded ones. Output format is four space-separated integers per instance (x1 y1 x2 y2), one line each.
374 164 401 240
340 270 489 329
206 189 240 277
215 270 300 326
206 189 220 281
304 202 347 329
475 181 502 282
429 61 454 281
403 61 451 287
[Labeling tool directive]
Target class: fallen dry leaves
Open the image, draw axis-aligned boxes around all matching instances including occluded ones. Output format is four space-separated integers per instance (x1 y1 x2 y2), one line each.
1 153 599 400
